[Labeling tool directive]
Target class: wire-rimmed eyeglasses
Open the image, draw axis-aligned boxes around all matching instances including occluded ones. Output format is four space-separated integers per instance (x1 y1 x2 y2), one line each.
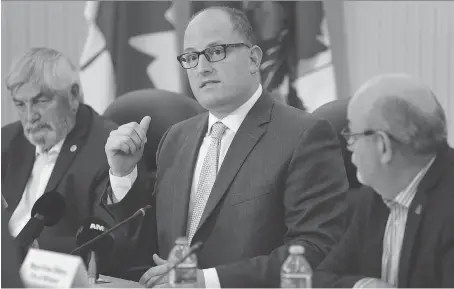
177 43 251 69
340 127 377 144
341 127 404 145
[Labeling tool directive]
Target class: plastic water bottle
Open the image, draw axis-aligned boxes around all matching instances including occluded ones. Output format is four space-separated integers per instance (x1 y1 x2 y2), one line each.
168 237 198 287
280 244 313 288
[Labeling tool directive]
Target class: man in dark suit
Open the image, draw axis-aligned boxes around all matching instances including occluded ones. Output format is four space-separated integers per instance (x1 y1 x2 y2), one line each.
314 74 454 288
1 48 141 272
105 7 348 287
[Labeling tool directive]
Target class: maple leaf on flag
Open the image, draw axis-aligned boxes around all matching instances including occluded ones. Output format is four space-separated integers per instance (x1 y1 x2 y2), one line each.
80 1 182 113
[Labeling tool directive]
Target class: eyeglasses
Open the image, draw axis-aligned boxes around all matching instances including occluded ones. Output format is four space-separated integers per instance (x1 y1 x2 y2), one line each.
340 127 378 144
341 127 404 145
177 43 251 69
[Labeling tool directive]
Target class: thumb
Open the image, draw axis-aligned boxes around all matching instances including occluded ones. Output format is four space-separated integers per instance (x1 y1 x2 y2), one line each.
153 254 167 266
140 116 151 132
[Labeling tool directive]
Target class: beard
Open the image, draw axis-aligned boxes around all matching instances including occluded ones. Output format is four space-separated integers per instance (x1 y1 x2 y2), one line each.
24 113 76 151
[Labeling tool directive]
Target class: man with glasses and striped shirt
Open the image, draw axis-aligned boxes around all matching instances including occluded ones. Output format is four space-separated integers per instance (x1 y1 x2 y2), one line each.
314 73 454 288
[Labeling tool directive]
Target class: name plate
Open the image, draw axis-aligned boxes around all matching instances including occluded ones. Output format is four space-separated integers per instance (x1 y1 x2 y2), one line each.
20 248 88 288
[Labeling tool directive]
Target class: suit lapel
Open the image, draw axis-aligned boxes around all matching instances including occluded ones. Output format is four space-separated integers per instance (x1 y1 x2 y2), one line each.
398 146 448 286
44 105 92 195
194 93 273 238
2 133 35 216
170 114 208 243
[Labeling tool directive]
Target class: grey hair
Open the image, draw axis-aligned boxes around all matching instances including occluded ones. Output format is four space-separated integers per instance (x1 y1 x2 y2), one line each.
369 94 447 155
5 47 84 102
189 6 256 46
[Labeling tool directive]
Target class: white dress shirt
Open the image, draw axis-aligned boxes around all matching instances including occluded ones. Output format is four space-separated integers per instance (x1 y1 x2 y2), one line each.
110 84 263 288
7 136 130 239
8 138 66 237
353 157 435 288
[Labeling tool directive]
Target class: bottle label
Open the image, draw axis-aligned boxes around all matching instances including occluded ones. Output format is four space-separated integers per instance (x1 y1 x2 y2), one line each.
173 267 197 286
281 273 312 288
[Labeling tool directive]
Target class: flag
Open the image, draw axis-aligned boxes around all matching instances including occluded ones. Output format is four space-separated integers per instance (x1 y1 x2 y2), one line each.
192 1 337 111
79 1 182 114
245 1 337 111
244 2 295 106
293 1 337 112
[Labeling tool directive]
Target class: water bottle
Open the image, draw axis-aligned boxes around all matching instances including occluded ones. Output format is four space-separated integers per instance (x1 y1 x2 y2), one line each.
280 244 313 288
168 237 198 287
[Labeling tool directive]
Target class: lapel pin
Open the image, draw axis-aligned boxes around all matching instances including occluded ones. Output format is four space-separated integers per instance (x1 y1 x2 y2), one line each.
70 145 77 152
415 204 422 215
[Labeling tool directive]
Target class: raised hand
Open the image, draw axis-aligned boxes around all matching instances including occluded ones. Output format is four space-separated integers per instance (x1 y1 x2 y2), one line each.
105 116 151 177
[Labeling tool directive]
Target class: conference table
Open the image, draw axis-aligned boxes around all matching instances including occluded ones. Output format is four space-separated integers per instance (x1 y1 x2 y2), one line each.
95 275 143 288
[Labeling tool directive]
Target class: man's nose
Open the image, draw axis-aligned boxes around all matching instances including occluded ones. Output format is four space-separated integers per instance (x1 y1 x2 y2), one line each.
24 104 40 123
196 54 213 75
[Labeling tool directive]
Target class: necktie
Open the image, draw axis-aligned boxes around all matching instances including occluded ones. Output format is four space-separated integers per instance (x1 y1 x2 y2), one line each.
187 121 227 242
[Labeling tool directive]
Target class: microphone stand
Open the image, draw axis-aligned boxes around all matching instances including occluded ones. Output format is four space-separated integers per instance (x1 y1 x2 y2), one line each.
71 205 152 255
149 242 203 288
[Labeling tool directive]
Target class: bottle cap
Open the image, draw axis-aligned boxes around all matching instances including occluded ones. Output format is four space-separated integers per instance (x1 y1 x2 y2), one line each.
289 244 305 254
175 236 189 245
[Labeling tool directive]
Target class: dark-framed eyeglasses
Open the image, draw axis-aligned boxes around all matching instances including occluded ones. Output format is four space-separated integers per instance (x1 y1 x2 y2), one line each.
177 43 251 69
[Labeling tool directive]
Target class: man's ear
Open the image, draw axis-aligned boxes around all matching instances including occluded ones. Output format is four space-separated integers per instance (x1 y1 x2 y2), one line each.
70 83 79 99
69 83 80 111
377 131 393 164
249 45 263 74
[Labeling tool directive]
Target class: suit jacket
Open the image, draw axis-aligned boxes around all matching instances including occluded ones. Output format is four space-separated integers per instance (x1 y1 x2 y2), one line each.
1 207 24 288
149 92 349 287
1 104 141 272
314 144 454 288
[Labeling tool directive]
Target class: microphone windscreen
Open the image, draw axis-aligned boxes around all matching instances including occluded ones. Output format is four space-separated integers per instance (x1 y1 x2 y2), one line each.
75 217 114 258
31 191 66 226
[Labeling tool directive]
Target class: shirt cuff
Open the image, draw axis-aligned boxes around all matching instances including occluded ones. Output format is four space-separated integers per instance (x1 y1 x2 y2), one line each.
353 278 377 288
203 268 221 288
108 166 138 204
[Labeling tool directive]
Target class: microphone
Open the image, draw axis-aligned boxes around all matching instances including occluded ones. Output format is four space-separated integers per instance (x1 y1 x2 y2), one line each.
75 218 114 284
15 191 66 249
71 205 153 255
149 242 203 288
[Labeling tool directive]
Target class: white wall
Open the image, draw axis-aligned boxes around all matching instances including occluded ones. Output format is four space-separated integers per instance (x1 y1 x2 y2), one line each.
344 1 454 145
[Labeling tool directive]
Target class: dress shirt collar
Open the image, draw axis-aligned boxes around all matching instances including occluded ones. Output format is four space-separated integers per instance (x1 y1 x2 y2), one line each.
207 84 263 135
35 137 66 157
385 156 436 208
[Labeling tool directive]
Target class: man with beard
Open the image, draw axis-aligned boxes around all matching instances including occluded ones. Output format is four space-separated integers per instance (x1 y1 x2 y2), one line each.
1 47 142 272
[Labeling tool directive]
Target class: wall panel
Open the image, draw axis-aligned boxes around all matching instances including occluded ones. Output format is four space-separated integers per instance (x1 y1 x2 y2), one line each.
344 1 454 145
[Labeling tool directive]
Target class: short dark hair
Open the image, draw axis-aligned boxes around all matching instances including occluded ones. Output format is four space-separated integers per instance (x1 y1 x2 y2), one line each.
189 6 256 46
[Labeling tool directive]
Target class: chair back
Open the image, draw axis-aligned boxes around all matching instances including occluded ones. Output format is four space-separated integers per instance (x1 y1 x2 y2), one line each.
103 89 205 172
312 98 361 189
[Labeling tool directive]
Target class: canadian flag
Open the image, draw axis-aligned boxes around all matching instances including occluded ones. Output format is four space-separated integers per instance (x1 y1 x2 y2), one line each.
79 1 182 114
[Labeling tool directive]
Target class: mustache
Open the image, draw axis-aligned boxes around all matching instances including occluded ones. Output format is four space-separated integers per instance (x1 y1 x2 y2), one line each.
25 123 53 133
